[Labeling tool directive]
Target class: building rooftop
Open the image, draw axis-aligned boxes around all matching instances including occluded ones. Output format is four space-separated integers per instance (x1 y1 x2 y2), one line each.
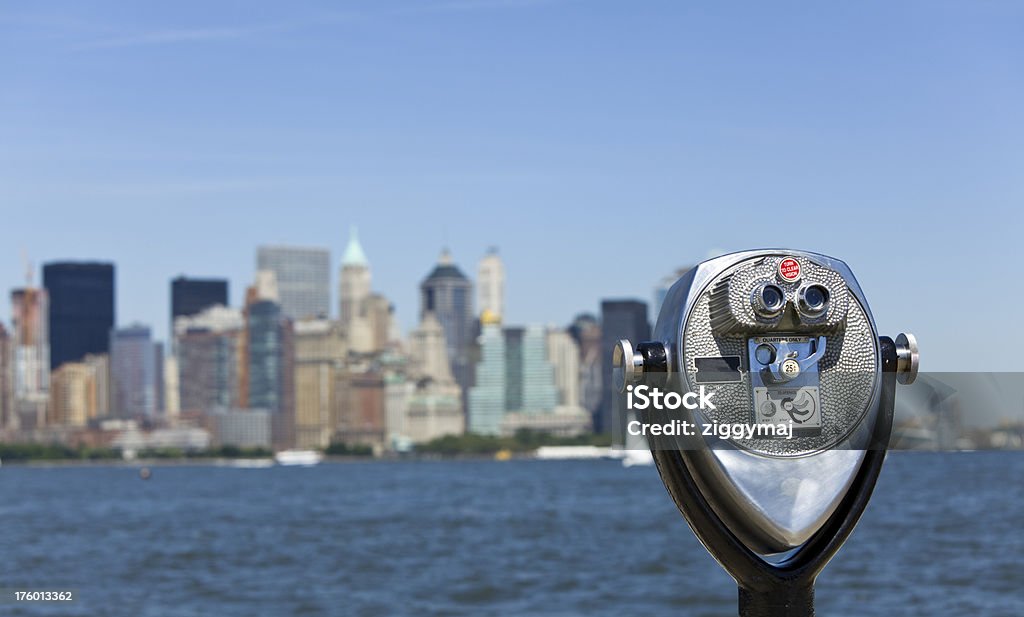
423 248 468 281
341 226 369 267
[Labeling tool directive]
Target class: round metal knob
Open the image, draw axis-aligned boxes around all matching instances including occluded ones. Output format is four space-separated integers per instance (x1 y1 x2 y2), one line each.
894 333 919 385
612 339 644 393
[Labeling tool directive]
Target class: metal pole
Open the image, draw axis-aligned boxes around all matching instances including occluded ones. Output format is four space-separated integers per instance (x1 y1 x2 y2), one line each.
738 585 815 617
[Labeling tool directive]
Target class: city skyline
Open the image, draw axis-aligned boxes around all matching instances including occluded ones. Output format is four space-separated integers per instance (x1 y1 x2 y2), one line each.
0 226 1020 374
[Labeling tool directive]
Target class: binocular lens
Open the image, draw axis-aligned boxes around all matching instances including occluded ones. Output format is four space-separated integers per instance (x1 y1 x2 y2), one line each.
753 283 786 317
799 284 829 315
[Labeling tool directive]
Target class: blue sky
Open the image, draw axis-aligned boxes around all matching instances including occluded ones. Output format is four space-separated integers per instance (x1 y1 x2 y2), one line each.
1 0 1021 371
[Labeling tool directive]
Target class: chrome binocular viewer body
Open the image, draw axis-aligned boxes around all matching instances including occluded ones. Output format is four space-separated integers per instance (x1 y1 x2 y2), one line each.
615 250 918 616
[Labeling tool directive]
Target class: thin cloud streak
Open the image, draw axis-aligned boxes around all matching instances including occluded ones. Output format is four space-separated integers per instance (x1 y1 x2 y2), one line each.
69 0 569 51
75 23 285 50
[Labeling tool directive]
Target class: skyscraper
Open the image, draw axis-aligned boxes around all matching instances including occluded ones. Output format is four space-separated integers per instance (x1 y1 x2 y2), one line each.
339 227 371 326
49 362 99 426
569 313 602 418
420 249 475 403
10 287 49 397
468 319 564 436
598 300 650 439
163 356 179 417
44 262 115 369
246 299 295 449
171 277 228 354
110 325 161 418
519 325 558 413
503 327 523 412
83 353 110 417
256 246 330 321
247 301 289 414
8 282 50 429
409 312 456 383
546 329 580 408
171 277 229 323
362 294 396 351
293 319 346 449
175 306 244 413
477 247 505 321
334 370 386 448
467 320 506 435
405 312 464 443
338 229 395 353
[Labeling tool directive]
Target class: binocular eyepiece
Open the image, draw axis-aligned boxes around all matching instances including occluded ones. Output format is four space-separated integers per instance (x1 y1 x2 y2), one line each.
614 250 918 616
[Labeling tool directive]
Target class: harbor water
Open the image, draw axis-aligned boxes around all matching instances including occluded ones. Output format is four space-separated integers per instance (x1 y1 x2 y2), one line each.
0 452 1021 616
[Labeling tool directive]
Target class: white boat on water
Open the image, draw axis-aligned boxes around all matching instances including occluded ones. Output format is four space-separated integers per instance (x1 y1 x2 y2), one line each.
534 445 612 460
617 448 654 467
274 450 322 467
610 413 656 467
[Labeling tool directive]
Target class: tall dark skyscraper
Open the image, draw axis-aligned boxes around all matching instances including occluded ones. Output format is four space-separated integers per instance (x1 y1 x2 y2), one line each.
419 249 475 406
44 262 115 370
598 300 650 440
171 277 229 323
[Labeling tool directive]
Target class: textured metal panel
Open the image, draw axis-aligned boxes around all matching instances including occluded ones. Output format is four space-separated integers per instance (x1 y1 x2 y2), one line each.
680 253 879 456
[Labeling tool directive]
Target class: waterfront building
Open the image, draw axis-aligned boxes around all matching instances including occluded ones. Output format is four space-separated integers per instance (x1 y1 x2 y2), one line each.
293 318 346 449
49 362 98 426
210 409 272 449
256 245 330 321
498 408 591 437
519 325 558 413
384 374 414 449
112 426 210 453
44 261 114 369
406 382 464 444
334 370 386 449
469 320 579 436
467 320 505 435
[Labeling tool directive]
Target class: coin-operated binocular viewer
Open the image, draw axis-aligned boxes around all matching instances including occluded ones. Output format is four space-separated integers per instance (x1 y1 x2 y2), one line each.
614 251 918 616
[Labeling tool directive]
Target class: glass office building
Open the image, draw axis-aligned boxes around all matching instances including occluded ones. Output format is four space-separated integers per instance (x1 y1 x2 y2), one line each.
256 246 330 321
44 262 115 370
